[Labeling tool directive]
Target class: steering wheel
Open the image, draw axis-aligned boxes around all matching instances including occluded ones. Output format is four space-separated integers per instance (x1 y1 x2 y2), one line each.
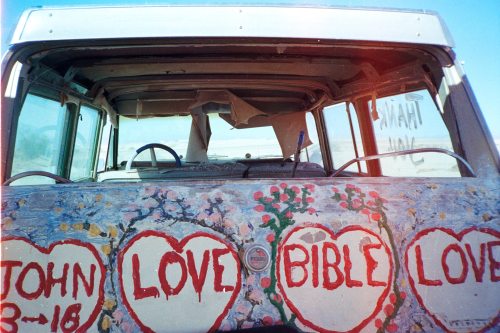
125 143 181 170
3 171 72 185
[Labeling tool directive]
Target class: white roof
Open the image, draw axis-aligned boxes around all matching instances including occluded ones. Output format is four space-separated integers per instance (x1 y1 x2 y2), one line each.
11 5 454 47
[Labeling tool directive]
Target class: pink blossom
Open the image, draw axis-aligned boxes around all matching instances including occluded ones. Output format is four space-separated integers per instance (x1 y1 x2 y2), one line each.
294 197 302 203
253 191 264 200
208 212 221 223
279 193 289 202
239 224 251 237
143 187 156 196
236 303 251 315
265 197 273 203
270 186 280 193
260 276 271 288
248 289 264 302
166 191 178 200
340 194 347 201
262 215 271 224
346 184 356 189
262 316 273 326
273 293 283 303
120 322 133 333
306 197 314 203
246 274 256 285
223 218 235 228
280 182 288 189
266 233 275 243
371 213 381 221
254 205 265 212
112 310 124 323
369 191 379 198
272 203 280 210
332 187 339 193
339 202 348 209
355 187 362 193
367 201 375 207
308 208 316 215
123 212 137 221
291 186 301 194
304 184 315 192
361 208 370 215
285 211 293 219
352 199 362 209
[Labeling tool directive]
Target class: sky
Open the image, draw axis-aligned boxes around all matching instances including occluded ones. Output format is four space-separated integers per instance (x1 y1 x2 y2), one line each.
1 0 499 140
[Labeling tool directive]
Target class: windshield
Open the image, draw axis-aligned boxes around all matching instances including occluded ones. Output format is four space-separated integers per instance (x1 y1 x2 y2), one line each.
117 114 283 163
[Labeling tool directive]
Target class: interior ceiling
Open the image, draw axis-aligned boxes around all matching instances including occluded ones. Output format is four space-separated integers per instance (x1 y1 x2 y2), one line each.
33 39 435 116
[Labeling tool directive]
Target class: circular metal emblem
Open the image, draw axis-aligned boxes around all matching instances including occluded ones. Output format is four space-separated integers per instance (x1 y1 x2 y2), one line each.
244 244 271 272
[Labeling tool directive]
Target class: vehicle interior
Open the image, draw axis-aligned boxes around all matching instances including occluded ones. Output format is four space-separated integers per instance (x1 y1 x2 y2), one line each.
4 37 478 185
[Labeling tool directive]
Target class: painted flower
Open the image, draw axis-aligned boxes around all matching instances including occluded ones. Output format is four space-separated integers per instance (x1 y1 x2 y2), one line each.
262 316 274 326
304 184 315 192
261 215 271 224
88 224 101 237
239 223 251 237
374 318 383 328
101 244 112 255
120 321 133 333
260 277 271 288
361 208 370 215
291 186 301 194
112 309 124 323
280 182 288 189
340 194 348 201
248 289 264 303
332 187 339 193
307 208 316 215
369 191 379 198
272 203 280 210
253 191 264 200
101 316 112 330
279 193 289 202
371 213 382 221
103 298 116 310
306 197 314 203
384 303 394 316
387 322 398 333
266 233 275 243
270 186 280 193
72 222 84 231
108 226 118 238
272 293 283 303
352 199 362 209
346 184 356 189
285 211 293 219
254 205 265 212
265 197 273 203
59 223 69 232
294 197 302 203
339 202 348 209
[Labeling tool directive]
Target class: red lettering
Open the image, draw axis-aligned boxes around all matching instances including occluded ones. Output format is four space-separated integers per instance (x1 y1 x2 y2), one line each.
311 245 319 288
0 302 21 333
212 248 235 292
0 261 22 300
158 251 187 299
60 303 81 333
488 241 500 282
186 250 210 301
343 245 363 287
45 262 69 298
283 244 309 288
362 243 387 287
51 305 61 333
132 253 160 300
72 263 96 300
322 242 344 290
465 243 486 282
15 262 45 299
416 245 442 286
442 244 468 284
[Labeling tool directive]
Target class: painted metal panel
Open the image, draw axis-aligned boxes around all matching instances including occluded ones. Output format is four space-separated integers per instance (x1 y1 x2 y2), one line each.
11 6 453 47
1 178 498 332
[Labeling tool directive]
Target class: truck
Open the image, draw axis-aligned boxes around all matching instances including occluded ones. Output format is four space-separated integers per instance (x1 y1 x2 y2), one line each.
1 4 499 333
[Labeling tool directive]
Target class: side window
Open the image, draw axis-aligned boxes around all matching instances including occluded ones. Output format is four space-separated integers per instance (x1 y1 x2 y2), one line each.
97 115 112 172
370 89 459 177
323 102 366 173
11 94 67 184
71 105 101 180
305 112 323 166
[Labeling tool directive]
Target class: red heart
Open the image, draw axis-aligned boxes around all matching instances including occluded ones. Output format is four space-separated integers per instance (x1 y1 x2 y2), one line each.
405 227 500 332
118 230 241 333
0 237 106 333
277 224 393 333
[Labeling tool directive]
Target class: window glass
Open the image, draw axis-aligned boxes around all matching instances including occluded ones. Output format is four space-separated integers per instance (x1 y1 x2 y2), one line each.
118 116 191 164
323 102 366 173
207 114 281 160
71 105 100 180
370 89 459 177
97 117 112 172
11 94 66 184
305 112 323 166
